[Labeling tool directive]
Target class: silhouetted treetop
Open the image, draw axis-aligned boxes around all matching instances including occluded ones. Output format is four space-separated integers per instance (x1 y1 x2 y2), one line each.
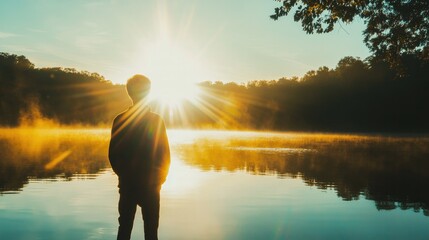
271 0 429 67
0 52 127 126
0 52 34 69
1 52 428 132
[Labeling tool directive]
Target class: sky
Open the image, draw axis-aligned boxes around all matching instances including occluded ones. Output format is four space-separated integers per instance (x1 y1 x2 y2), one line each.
0 0 370 85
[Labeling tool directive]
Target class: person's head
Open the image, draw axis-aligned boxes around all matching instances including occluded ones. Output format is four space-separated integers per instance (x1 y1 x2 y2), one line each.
126 74 151 104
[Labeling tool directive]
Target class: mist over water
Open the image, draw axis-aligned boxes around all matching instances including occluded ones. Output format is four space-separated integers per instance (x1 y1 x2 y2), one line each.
0 128 110 192
1 128 429 239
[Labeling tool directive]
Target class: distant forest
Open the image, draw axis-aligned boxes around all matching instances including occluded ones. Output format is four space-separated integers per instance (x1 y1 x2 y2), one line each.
1 52 428 132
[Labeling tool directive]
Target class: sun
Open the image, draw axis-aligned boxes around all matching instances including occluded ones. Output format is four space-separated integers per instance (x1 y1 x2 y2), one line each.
149 80 201 107
121 1 220 125
137 39 208 107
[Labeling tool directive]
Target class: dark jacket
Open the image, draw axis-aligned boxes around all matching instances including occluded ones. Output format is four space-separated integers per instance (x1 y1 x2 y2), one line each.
108 106 170 193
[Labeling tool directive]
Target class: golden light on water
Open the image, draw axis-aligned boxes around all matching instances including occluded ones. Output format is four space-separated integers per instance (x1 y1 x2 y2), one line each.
45 150 73 170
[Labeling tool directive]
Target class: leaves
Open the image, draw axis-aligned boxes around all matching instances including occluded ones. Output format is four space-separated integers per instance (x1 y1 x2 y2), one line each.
271 0 429 70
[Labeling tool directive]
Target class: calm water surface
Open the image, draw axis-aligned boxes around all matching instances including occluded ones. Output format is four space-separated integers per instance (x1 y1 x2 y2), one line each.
0 128 428 239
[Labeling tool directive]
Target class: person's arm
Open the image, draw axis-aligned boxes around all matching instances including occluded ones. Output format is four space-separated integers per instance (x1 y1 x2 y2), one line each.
108 116 123 176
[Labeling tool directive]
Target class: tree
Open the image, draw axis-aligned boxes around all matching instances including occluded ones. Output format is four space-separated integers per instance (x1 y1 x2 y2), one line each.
270 0 429 68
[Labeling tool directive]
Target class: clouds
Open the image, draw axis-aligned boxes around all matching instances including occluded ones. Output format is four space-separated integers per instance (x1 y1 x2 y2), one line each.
0 44 36 53
0 31 18 38
0 1 370 85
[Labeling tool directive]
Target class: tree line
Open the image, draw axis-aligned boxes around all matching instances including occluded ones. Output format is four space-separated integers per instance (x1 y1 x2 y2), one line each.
1 52 428 132
0 52 128 126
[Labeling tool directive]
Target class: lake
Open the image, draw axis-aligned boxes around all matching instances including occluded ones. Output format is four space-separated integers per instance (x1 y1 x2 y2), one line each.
0 128 428 239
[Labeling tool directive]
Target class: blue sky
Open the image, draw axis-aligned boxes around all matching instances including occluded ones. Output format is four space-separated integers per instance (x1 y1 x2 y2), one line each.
0 0 370 84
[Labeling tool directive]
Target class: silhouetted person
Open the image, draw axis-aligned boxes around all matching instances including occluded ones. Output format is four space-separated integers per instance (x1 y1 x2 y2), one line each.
109 74 170 240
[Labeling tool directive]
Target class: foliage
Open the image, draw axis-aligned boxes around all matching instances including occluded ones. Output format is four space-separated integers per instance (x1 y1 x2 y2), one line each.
270 0 429 68
1 52 428 132
0 53 128 126
194 55 429 132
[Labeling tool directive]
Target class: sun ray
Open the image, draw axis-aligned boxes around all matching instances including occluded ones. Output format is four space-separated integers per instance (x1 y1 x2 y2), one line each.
119 2 258 129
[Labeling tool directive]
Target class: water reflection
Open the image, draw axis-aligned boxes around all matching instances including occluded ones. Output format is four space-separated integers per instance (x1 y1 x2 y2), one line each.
1 129 428 217
176 132 429 216
0 128 110 193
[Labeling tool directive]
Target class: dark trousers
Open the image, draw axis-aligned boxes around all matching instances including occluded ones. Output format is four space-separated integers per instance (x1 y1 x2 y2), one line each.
117 187 160 240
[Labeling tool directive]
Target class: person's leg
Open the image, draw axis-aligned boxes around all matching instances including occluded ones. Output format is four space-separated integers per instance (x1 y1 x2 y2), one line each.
140 187 160 240
117 192 137 240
